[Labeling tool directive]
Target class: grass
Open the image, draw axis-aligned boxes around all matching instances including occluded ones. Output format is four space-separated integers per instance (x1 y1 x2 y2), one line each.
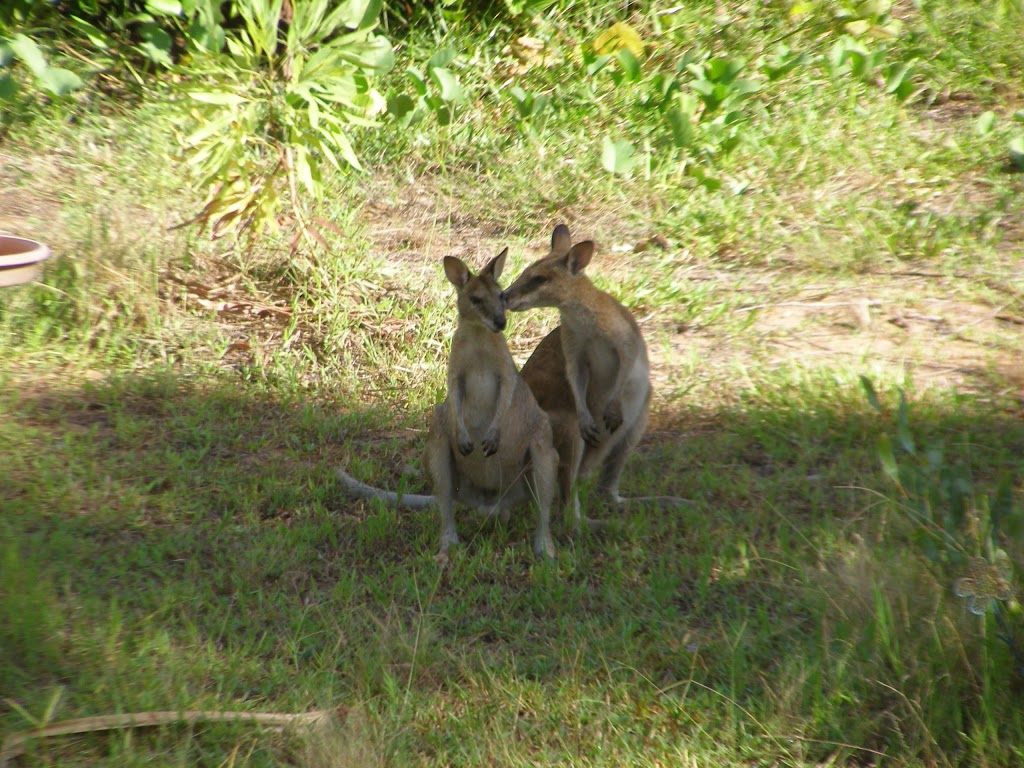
2 0 1024 765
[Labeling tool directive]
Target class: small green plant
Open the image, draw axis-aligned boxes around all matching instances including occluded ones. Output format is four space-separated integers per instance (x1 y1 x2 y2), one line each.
861 376 1024 676
0 32 85 132
386 47 468 128
1009 109 1024 171
175 0 393 242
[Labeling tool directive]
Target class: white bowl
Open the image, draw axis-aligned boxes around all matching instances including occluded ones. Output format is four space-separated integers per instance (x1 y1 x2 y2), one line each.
0 235 52 287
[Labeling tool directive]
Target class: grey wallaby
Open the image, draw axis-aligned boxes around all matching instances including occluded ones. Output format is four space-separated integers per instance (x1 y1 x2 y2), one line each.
503 224 688 531
336 249 559 559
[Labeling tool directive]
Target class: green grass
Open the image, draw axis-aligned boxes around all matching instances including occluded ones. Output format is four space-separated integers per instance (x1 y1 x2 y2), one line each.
2 0 1024 765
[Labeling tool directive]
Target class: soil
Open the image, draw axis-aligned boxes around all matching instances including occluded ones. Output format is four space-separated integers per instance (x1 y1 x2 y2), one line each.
2 148 1022 416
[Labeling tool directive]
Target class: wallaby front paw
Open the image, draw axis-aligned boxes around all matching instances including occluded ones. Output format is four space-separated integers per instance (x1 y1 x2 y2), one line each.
603 399 623 432
580 415 601 447
481 427 500 457
457 430 474 455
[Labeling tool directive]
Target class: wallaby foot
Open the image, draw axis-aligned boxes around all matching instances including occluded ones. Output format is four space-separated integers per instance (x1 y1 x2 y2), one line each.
534 531 556 559
439 528 460 557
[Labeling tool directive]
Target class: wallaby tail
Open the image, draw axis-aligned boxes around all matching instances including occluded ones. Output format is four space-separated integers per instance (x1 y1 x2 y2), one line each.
618 495 695 511
335 467 435 510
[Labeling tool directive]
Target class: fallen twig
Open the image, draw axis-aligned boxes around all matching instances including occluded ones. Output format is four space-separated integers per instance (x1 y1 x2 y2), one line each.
1 709 333 767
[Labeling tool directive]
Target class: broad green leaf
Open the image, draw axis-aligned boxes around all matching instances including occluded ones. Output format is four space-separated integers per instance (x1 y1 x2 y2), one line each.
39 67 84 96
858 0 892 16
8 34 49 78
896 392 915 455
601 136 635 175
189 90 248 106
406 67 427 95
615 49 642 82
292 145 317 195
688 164 722 191
1014 109 1024 123
976 110 997 136
307 95 321 129
884 60 916 99
69 17 116 49
729 79 761 98
139 23 174 67
860 375 881 410
706 57 744 84
508 86 533 118
146 0 182 16
188 18 226 53
0 74 18 102
844 19 871 36
428 48 458 71
877 434 900 488
666 108 693 148
585 52 611 77
387 93 418 125
336 35 394 74
324 125 362 169
336 0 383 31
1008 136 1024 170
689 79 715 98
429 67 466 103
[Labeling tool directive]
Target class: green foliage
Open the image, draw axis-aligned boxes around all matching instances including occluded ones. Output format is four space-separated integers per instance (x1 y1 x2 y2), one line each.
0 31 85 130
862 376 1021 566
386 47 468 128
175 0 393 240
862 376 1024 682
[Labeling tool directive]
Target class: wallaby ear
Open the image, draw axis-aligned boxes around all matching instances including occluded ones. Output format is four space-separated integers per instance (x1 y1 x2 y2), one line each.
443 256 470 288
551 224 572 255
565 241 594 274
483 247 508 281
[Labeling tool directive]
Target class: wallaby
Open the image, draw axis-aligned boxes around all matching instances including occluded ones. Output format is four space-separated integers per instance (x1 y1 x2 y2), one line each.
503 224 686 531
336 249 559 559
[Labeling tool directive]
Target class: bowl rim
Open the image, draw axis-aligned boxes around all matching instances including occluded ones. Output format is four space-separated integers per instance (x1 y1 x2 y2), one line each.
0 235 51 268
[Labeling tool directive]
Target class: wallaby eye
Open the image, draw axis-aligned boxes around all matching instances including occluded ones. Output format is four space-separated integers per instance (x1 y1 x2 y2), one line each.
470 296 483 305
527 275 548 289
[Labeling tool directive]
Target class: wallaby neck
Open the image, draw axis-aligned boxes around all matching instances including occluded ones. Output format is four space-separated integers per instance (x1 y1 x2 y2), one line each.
557 278 611 329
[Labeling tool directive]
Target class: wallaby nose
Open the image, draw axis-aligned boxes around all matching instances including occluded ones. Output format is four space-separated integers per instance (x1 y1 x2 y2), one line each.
494 313 507 331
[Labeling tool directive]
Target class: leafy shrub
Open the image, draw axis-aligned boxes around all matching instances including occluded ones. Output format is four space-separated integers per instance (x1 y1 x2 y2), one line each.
861 376 1024 677
174 0 394 241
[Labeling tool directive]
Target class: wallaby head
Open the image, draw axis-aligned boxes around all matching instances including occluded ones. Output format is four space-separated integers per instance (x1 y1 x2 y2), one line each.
502 225 595 312
443 248 508 332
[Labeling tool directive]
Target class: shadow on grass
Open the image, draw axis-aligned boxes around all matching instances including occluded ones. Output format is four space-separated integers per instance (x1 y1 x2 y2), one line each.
2 368 1023 764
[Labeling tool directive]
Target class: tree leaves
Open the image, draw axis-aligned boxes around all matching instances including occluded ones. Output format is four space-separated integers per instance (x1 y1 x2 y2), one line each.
601 136 636 175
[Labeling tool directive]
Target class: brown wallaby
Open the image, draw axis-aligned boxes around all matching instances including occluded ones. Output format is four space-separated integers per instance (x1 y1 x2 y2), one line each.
336 249 559 559
503 224 687 531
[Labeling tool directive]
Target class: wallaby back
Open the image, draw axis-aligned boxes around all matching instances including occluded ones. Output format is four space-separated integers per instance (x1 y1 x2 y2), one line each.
504 224 653 525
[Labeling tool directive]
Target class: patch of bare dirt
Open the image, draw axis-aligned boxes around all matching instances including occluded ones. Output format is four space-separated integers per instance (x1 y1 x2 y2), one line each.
353 181 1024 412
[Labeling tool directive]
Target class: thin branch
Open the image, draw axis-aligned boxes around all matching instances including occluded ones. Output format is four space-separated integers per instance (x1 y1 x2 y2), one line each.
1 709 333 767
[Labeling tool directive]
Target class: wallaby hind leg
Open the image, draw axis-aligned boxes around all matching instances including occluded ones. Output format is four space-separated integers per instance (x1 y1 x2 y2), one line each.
527 436 558 558
548 412 584 535
594 397 693 512
596 397 649 506
426 407 460 556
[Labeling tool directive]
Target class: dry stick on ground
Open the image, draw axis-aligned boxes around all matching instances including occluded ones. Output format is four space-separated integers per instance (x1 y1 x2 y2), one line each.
0 709 334 767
